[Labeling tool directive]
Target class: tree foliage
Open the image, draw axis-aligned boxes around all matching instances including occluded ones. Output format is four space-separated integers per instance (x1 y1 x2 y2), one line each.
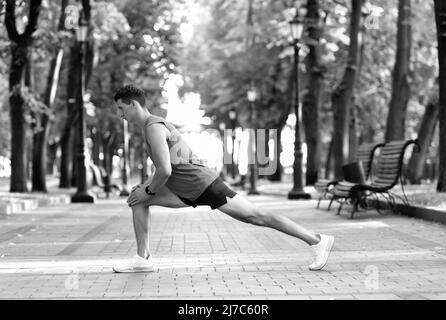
0 0 442 189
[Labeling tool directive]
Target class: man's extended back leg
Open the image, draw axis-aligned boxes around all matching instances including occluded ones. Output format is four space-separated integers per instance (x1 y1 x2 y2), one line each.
216 194 334 270
217 194 320 245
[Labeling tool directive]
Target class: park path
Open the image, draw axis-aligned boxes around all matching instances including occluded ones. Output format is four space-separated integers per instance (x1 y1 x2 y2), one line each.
0 190 445 300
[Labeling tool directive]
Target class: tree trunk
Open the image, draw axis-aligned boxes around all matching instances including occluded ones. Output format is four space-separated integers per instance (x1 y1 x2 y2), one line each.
325 136 334 179
349 14 368 161
349 105 358 163
268 53 295 182
385 0 412 142
9 67 28 192
47 141 58 174
59 127 74 188
5 0 42 192
245 0 254 47
32 0 67 192
262 55 282 180
59 40 81 188
355 19 369 146
59 0 92 189
32 51 64 191
25 55 34 186
331 0 363 179
84 41 95 87
303 0 323 186
435 0 446 192
407 102 438 184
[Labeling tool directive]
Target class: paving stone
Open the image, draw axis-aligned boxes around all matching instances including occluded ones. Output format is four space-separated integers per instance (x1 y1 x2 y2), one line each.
0 192 445 299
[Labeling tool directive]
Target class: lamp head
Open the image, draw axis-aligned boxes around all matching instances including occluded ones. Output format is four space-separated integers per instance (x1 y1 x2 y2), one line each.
76 15 88 42
247 85 257 102
289 12 304 41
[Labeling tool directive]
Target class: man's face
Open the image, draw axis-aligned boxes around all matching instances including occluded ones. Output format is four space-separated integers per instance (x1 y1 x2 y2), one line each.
115 99 134 121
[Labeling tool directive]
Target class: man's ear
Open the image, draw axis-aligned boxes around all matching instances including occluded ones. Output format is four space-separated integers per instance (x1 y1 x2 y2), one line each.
131 100 140 109
133 100 143 110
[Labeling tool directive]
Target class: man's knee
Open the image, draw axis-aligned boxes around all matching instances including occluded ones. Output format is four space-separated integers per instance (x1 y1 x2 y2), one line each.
245 210 269 226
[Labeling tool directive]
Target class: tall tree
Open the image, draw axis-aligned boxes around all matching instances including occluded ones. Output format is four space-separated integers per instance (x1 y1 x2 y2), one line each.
331 0 363 179
302 0 324 185
267 60 294 182
59 0 92 188
385 0 412 142
348 9 368 162
86 0 181 180
32 0 68 192
59 41 79 188
180 0 302 181
407 101 438 184
435 0 446 192
5 0 43 192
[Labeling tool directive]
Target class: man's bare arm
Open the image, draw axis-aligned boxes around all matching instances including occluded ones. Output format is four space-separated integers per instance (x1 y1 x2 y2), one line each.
144 123 172 193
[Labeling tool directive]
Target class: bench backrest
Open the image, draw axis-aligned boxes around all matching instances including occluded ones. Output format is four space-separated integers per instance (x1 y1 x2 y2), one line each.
89 163 105 187
372 139 418 189
353 142 384 180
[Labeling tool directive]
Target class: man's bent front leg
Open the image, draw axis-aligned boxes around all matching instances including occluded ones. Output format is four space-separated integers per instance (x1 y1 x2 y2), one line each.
132 204 151 259
130 185 187 259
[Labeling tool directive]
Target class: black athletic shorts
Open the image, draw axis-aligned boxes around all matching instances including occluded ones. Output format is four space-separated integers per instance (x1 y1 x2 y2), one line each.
178 177 237 210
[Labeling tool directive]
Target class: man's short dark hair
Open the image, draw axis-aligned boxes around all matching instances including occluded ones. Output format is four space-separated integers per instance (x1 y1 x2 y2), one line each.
114 85 146 107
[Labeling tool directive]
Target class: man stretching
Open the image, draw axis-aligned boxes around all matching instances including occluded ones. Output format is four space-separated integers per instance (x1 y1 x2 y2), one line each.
112 85 334 273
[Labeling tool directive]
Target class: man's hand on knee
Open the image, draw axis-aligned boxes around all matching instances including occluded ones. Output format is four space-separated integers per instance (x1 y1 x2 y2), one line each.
127 184 151 207
131 183 148 193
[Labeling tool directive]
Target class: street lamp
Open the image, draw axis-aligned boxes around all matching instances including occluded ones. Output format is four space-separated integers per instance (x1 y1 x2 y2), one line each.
247 84 259 195
120 119 130 196
229 109 237 179
71 15 95 203
287 11 311 200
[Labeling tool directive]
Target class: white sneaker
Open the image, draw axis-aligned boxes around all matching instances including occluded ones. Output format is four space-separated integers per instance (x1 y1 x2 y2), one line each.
308 234 334 271
112 254 155 273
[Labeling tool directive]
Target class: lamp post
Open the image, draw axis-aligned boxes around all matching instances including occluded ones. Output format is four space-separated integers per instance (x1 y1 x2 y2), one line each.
71 16 95 203
287 11 311 200
247 84 259 195
120 119 130 196
229 109 237 179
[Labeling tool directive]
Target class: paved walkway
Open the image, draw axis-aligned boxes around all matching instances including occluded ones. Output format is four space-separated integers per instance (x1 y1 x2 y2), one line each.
0 189 445 300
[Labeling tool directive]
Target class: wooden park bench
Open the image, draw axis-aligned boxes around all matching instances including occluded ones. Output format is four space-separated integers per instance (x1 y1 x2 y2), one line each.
315 142 384 209
89 163 122 198
328 139 420 218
